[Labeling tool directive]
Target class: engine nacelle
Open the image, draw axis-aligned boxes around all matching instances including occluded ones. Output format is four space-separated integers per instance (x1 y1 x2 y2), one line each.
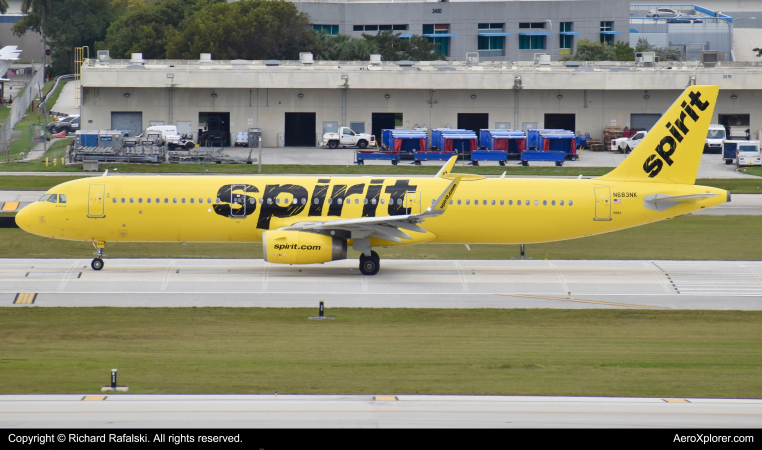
263 230 346 265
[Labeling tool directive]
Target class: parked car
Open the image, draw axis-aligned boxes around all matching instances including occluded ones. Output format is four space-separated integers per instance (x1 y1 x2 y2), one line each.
705 124 726 154
613 130 647 154
46 114 79 133
647 8 685 18
322 126 375 149
48 116 80 134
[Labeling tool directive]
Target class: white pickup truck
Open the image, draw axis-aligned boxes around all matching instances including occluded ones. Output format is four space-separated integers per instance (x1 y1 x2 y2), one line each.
323 127 375 149
612 130 647 154
146 125 195 150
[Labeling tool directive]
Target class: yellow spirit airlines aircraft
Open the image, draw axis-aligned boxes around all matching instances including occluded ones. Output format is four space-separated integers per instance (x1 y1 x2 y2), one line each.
16 86 727 275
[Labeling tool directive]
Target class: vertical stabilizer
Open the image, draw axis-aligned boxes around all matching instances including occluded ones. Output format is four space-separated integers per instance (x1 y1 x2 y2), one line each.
598 86 718 185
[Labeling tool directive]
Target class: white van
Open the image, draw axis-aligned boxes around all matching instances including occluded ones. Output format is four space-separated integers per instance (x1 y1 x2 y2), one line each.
705 124 726 154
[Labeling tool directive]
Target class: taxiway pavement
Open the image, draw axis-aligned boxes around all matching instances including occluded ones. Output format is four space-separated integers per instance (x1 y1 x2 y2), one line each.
3 259 762 309
1 394 759 428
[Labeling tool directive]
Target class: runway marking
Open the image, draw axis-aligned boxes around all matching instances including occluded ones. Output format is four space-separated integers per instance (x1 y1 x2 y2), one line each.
375 396 398 401
13 293 36 304
82 396 106 401
500 294 666 309
1 410 759 417
663 399 690 403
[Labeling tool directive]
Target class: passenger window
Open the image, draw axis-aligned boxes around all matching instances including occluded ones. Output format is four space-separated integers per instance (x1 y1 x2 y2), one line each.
138 198 143 204
156 198 160 203
112 198 117 203
39 194 51 202
457 199 462 205
381 199 385 204
364 198 369 205
501 200 505 205
525 200 529 205
302 198 307 205
491 200 495 205
267 198 273 204
473 199 477 205
314 198 319 204
190 198 195 204
165 198 169 203
552 200 556 206
59 194 67 204
355 198 359 205
466 200 470 205
293 198 298 205
397 198 402 205
173 198 177 204
515 200 519 206
560 200 564 206
199 198 204 204
543 200 547 206
449 200 452 205
372 199 377 205
47 194 57 203
208 198 212 204
327 198 333 205
569 200 573 206
483 200 487 205
534 200 538 206
337 198 343 205
121 198 126 203
147 198 152 204
130 198 134 203
182 198 186 204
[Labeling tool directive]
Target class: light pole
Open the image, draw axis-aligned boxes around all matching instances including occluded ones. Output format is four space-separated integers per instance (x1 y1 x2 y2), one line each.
720 14 756 61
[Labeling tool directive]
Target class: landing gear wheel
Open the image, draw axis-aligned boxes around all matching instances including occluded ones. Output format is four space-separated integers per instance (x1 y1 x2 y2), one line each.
91 258 104 271
359 251 380 276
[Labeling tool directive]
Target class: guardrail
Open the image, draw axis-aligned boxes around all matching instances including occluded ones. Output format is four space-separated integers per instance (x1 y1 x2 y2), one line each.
0 64 45 158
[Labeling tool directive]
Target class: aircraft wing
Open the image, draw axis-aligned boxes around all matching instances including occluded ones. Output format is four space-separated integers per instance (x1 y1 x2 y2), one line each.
644 193 719 211
282 176 462 243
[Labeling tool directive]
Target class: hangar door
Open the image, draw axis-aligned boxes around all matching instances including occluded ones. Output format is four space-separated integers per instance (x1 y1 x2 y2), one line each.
630 113 661 132
111 112 143 137
544 114 575 132
285 112 316 147
718 114 750 139
457 113 488 136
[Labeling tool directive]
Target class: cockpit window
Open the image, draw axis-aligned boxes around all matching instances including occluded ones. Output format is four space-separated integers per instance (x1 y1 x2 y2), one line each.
46 194 58 203
59 194 67 204
39 194 51 202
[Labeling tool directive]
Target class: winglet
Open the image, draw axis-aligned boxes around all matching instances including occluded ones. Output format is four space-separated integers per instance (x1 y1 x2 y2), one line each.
436 155 458 178
429 175 462 212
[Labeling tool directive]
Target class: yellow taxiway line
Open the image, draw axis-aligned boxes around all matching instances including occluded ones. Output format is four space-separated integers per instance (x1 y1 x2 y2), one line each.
500 294 666 309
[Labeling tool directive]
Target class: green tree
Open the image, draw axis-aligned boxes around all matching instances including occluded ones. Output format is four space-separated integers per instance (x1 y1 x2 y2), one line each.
97 0 223 60
614 41 635 61
0 0 8 14
13 0 114 75
361 30 446 61
166 0 314 60
635 37 684 61
562 39 615 61
754 47 762 57
310 32 375 61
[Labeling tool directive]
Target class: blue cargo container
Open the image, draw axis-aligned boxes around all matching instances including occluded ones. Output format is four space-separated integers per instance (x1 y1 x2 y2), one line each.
381 129 428 158
75 130 100 147
473 129 527 165
527 129 578 160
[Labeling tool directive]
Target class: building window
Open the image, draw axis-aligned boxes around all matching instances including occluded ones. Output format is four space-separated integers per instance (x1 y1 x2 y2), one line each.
478 23 505 53
600 21 613 44
560 22 573 55
423 24 451 57
353 24 408 32
519 23 546 50
312 24 339 36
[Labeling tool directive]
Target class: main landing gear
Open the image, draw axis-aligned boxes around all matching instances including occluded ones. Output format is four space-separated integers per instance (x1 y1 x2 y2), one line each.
91 241 105 271
359 250 380 276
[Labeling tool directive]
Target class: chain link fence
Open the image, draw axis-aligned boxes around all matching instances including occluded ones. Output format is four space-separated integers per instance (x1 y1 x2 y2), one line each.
0 64 45 159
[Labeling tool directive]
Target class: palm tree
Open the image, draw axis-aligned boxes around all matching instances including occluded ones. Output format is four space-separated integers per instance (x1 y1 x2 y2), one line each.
0 0 9 14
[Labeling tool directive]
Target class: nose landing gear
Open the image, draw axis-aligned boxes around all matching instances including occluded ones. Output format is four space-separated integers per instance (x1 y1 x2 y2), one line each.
91 240 105 271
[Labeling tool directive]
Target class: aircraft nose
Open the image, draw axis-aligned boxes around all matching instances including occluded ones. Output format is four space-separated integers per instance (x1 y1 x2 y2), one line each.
14 204 33 233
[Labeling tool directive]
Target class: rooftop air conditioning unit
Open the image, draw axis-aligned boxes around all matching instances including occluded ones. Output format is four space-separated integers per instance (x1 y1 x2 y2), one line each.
199 53 212 64
369 54 382 65
466 52 479 65
300 52 314 65
97 50 110 65
641 52 656 64
130 53 144 64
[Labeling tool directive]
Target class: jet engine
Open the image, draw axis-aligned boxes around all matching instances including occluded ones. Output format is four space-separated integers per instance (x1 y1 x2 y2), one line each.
263 230 347 265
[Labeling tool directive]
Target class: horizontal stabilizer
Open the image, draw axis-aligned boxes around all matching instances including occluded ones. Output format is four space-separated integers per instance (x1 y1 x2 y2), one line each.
644 193 718 211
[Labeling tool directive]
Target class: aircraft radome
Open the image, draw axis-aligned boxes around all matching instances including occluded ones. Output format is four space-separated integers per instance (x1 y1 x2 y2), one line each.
16 86 727 275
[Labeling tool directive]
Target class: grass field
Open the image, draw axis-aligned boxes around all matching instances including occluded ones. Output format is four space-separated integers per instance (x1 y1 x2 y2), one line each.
1 215 761 260
0 308 759 397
